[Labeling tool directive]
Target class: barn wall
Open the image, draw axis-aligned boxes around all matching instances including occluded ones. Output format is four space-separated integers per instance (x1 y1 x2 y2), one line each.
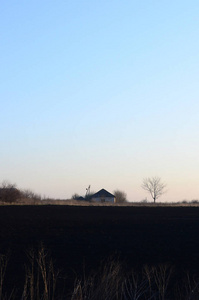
92 197 115 203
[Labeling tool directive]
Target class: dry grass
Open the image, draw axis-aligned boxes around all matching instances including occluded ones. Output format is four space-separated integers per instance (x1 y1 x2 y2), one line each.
1 245 199 299
1 199 199 207
1 247 199 299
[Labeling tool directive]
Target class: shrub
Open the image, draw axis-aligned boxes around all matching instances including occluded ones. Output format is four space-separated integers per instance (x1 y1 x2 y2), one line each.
0 187 21 203
114 190 127 203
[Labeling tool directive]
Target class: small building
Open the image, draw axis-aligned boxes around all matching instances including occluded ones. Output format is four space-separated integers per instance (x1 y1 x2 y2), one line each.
76 196 85 201
91 189 115 203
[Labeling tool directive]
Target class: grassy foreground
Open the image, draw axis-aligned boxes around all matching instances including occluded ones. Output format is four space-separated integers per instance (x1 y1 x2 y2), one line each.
1 205 199 299
1 246 199 299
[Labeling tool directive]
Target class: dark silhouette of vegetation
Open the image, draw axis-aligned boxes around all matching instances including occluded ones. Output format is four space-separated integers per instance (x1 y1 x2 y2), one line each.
0 181 21 203
71 193 81 200
0 181 43 204
0 247 199 299
1 205 199 298
21 189 41 200
114 190 127 203
85 191 95 201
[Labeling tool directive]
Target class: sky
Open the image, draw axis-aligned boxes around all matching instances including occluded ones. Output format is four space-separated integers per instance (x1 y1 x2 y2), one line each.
1 1 199 202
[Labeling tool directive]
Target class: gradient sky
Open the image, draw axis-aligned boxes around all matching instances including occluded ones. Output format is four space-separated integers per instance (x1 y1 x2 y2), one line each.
1 1 199 202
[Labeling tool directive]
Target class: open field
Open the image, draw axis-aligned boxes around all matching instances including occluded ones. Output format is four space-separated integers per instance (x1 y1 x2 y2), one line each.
2 198 199 206
1 205 199 298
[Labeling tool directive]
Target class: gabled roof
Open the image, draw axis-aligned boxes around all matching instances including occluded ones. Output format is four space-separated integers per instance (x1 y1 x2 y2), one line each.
92 189 115 198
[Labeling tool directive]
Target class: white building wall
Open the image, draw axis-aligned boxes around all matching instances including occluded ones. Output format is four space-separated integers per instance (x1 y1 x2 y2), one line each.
92 197 115 203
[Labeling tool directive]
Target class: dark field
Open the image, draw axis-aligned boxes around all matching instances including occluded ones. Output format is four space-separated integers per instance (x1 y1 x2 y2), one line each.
1 205 199 298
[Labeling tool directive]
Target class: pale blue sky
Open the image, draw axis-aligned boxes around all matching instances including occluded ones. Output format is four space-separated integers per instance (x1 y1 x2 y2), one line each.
1 1 199 201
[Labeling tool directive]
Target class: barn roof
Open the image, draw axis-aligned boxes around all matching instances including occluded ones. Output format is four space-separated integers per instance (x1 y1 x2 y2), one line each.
92 189 115 198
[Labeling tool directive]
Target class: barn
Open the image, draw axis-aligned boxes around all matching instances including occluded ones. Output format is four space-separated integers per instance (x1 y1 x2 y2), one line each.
91 189 115 203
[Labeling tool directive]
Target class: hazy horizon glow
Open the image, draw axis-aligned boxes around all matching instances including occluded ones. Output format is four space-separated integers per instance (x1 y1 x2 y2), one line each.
1 1 199 202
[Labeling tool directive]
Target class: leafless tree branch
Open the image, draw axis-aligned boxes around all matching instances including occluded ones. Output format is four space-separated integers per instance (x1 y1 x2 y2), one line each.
142 177 166 203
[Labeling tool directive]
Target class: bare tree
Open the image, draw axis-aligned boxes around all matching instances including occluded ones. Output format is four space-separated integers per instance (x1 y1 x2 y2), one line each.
71 193 80 200
114 190 127 203
0 180 20 203
21 189 41 202
141 177 166 203
1 180 16 189
85 191 95 201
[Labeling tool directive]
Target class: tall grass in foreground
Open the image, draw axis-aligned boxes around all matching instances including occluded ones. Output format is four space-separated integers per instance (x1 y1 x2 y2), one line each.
1 246 199 299
22 247 59 300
